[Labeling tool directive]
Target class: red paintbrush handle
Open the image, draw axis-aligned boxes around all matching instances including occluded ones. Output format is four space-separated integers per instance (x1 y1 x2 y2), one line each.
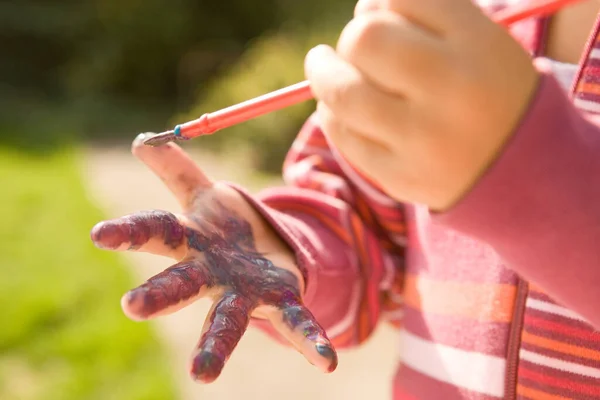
493 0 581 24
177 81 313 139
174 0 583 140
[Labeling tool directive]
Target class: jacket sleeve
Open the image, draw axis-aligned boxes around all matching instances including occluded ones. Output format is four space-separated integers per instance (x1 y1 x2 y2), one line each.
434 60 600 329
232 114 406 348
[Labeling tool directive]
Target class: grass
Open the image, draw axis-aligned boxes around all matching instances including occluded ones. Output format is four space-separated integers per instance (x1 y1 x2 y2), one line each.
0 146 177 400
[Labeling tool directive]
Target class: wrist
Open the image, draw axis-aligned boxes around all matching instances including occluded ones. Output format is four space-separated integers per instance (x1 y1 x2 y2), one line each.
225 183 316 299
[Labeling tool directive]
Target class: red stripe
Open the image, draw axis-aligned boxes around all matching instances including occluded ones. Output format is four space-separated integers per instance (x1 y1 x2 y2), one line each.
581 66 600 80
520 341 600 369
525 314 600 343
577 90 600 102
519 366 600 397
355 193 378 229
366 200 405 220
348 213 377 342
583 57 600 69
364 234 385 326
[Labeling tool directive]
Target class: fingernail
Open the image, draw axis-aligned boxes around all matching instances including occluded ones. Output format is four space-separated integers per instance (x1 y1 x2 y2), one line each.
306 44 331 63
133 133 147 145
307 44 327 56
90 221 125 249
190 351 225 384
90 222 104 243
120 291 147 321
305 45 324 71
306 45 319 59
90 222 112 248
315 343 338 373
123 290 139 307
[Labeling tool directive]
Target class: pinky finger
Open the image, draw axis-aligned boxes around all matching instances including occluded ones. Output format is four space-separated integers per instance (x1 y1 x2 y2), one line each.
268 296 338 374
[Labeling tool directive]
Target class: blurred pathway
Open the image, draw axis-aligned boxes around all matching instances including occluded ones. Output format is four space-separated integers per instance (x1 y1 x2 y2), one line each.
80 144 399 400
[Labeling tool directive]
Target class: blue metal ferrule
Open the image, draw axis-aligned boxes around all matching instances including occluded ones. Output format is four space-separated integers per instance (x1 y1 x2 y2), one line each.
174 125 182 137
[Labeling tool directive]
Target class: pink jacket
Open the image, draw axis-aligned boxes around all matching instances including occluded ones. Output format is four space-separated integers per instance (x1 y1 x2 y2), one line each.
236 6 600 399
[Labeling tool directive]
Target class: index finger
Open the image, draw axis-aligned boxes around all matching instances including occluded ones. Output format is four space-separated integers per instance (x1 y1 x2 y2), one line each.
304 45 404 137
132 133 212 210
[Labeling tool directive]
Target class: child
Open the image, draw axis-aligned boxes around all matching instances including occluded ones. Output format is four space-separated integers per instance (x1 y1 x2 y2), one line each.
91 0 600 398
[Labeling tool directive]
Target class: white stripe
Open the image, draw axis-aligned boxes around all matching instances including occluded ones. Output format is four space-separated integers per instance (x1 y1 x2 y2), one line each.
283 159 313 184
526 298 587 322
520 349 600 379
379 253 397 290
574 98 600 114
290 143 335 160
390 233 408 247
589 48 600 60
399 330 505 397
325 281 362 338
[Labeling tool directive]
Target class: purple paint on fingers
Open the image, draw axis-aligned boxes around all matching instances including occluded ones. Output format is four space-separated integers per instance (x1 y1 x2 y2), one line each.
95 201 337 381
124 260 215 319
191 293 252 383
91 210 185 250
183 205 337 378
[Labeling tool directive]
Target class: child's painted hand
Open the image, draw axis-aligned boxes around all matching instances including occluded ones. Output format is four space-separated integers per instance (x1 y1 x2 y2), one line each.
305 0 540 210
90 134 337 383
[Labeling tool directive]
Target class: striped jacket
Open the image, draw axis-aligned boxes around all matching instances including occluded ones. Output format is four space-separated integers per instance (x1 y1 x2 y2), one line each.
241 3 600 399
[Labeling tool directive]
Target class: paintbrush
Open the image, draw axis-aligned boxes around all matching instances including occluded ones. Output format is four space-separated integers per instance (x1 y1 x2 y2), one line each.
144 0 584 147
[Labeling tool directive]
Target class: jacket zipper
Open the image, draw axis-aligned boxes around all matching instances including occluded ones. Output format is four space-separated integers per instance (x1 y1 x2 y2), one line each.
504 278 529 400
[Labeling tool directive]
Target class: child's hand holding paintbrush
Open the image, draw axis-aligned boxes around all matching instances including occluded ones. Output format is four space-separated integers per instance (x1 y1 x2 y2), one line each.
145 0 582 211
92 0 588 384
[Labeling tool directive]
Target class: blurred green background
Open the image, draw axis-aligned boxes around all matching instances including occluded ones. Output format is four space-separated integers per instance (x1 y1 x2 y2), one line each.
1 0 355 171
0 1 355 399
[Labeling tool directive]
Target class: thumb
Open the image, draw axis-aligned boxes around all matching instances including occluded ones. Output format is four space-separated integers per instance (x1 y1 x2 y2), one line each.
132 133 213 209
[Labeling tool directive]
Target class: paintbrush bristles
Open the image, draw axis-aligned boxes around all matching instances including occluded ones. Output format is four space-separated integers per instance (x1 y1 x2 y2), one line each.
143 131 179 147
